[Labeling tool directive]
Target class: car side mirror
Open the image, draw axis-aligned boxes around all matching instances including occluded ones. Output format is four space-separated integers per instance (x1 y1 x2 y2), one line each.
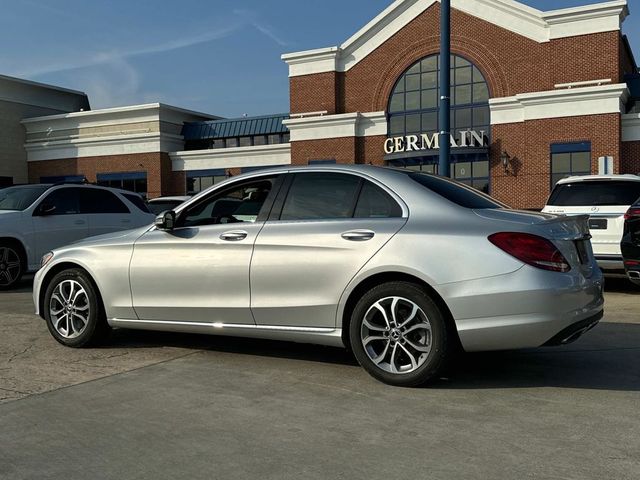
155 210 176 231
37 202 56 216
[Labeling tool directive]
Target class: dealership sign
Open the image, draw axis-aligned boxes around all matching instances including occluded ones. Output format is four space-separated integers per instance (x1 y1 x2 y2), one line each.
384 130 488 155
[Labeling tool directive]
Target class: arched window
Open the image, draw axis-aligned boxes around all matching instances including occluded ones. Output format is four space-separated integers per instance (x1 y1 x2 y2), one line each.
387 54 491 192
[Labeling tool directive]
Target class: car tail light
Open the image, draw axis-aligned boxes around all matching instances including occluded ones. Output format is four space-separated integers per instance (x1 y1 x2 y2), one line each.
624 207 640 221
488 232 571 273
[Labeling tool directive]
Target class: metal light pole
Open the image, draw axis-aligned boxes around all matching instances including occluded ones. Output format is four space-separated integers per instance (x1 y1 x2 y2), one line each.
438 0 451 177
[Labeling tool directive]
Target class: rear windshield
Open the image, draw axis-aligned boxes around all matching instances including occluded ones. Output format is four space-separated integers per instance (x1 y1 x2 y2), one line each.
0 185 49 211
547 181 640 207
407 172 505 209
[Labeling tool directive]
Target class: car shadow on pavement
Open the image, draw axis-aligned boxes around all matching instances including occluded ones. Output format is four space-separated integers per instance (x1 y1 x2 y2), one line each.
18 274 640 390
103 321 640 392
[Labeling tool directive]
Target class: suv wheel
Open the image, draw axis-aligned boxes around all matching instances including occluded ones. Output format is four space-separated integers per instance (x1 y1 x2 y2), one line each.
44 269 110 347
349 282 450 387
0 242 24 290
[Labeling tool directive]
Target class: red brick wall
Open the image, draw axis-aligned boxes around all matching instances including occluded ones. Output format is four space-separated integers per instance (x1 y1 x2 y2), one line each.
290 138 356 165
289 3 623 115
490 113 621 209
28 153 186 198
621 141 640 175
290 72 338 115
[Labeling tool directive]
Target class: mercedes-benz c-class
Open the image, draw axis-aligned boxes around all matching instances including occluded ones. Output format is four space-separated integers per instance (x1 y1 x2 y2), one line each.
33 165 604 386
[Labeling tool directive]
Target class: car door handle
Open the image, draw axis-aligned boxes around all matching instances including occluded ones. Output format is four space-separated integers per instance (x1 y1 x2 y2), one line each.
341 230 375 241
74 220 86 225
121 219 131 223
220 230 248 242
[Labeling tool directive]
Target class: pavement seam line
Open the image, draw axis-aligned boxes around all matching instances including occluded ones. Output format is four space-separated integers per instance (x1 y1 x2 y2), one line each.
0 350 204 407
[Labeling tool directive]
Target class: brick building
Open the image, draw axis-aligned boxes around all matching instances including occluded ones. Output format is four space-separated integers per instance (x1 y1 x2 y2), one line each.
282 0 640 209
19 0 640 208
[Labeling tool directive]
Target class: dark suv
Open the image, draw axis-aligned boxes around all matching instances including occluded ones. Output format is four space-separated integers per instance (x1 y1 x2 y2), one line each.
621 199 640 285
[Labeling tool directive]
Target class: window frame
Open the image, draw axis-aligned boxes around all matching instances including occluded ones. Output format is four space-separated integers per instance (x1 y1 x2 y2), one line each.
269 172 406 222
174 174 284 229
550 142 592 189
35 187 82 216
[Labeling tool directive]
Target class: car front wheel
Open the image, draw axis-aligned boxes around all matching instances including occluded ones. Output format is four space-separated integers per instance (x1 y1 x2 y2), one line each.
44 269 110 347
349 282 451 387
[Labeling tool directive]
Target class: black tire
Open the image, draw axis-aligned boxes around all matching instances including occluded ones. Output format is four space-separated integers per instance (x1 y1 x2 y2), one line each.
349 281 451 387
0 241 25 290
44 268 110 347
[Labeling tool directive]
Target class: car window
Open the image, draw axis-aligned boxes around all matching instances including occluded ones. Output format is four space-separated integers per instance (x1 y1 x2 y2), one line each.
39 188 81 215
147 200 182 215
547 181 640 207
180 178 274 228
354 181 402 218
80 189 130 214
124 193 151 213
408 172 505 209
281 173 361 221
0 185 50 211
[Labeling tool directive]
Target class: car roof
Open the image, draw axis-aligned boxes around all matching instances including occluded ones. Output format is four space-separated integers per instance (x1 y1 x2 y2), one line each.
556 174 640 184
24 183 144 197
149 196 190 202
224 164 409 184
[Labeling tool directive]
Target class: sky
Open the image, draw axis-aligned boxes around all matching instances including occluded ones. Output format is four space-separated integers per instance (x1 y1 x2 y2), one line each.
0 0 638 118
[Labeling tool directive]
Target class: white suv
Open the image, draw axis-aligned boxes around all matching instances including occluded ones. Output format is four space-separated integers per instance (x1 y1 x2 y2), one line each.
543 174 640 276
0 183 154 289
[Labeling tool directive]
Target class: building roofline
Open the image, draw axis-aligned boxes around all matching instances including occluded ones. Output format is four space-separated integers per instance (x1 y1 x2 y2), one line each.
282 0 630 77
0 73 87 97
21 102 219 124
187 113 290 126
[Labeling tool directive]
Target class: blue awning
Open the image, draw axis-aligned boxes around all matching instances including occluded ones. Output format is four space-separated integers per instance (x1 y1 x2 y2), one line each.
183 113 290 141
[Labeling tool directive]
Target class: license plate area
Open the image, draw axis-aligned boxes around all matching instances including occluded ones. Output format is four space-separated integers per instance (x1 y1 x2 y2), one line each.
588 218 608 230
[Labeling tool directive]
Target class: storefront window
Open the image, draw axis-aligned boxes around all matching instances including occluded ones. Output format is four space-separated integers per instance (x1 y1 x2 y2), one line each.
388 54 490 138
550 142 592 187
97 172 147 198
186 169 227 195
387 54 491 192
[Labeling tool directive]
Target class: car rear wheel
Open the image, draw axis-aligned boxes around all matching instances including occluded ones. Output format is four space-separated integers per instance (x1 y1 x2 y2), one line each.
0 242 24 290
44 269 110 347
349 282 450 387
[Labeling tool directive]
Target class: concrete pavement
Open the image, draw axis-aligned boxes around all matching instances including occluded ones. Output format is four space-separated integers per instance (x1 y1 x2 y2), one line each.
0 278 638 479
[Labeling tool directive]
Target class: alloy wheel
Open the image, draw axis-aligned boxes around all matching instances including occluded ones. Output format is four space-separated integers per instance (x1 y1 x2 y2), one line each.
49 280 91 339
360 296 432 374
0 246 22 287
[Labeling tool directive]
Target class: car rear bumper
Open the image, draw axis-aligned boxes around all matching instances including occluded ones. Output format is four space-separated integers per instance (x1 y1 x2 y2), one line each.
594 254 624 272
438 266 605 352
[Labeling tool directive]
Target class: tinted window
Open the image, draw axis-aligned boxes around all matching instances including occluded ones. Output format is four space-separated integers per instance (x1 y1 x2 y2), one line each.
181 178 274 228
80 189 129 214
354 182 402 218
0 186 49 211
281 173 361 220
408 172 505 209
124 193 151 213
548 181 640 207
40 188 81 215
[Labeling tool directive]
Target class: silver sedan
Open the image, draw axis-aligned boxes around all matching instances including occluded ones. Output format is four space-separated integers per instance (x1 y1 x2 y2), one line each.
33 165 604 386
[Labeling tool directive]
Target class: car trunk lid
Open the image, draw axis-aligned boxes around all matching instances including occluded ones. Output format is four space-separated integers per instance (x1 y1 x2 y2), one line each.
474 209 595 276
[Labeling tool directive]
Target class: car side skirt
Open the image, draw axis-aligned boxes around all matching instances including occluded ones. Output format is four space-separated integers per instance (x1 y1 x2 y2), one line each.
108 318 345 348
